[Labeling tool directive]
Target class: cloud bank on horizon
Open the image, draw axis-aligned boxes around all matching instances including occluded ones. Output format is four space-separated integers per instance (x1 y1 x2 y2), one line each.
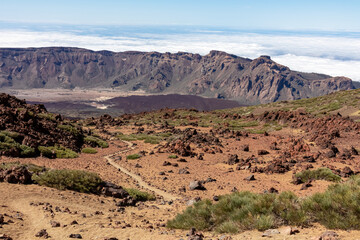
1 27 360 82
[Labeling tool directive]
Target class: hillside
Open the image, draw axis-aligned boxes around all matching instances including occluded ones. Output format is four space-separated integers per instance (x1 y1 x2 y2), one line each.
1 89 360 239
0 47 355 104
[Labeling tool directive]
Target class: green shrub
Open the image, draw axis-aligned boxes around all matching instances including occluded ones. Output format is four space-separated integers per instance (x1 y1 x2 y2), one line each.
167 191 307 232
19 145 36 157
0 162 46 174
0 132 35 157
168 176 360 233
57 124 82 138
0 131 22 142
167 200 213 230
126 154 141 160
38 146 55 158
168 154 178 159
81 147 98 154
84 136 109 148
124 188 155 201
38 146 78 159
37 112 56 121
32 169 103 193
295 168 341 183
303 175 360 229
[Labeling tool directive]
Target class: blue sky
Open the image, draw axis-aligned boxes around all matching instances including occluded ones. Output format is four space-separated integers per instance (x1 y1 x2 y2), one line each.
1 0 360 31
1 1 360 81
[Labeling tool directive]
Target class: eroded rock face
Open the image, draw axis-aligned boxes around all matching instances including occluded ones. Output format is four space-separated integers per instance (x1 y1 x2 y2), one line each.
0 48 354 104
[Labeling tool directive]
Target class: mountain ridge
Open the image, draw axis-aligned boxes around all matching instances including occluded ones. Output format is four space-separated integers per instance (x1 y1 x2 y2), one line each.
0 47 354 104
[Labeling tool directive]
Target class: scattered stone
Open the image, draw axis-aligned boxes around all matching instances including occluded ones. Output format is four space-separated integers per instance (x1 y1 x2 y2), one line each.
244 175 256 181
264 187 278 194
262 229 280 237
178 169 190 174
226 154 239 165
279 226 299 235
292 176 304 185
187 228 204 240
317 231 340 240
0 234 13 240
189 181 206 191
50 220 60 227
300 180 313 190
35 229 50 238
213 196 219 201
69 234 82 239
162 161 171 166
258 150 269 155
241 144 249 152
177 158 187 162
340 166 354 177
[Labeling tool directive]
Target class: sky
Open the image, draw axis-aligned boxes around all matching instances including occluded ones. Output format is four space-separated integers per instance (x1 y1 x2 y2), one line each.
1 0 360 81
1 0 360 31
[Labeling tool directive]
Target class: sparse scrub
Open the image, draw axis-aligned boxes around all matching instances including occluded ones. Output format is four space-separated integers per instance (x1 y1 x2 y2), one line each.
118 133 163 144
295 168 341 183
126 153 141 160
169 176 360 233
84 136 109 148
38 145 78 159
81 147 98 154
167 191 306 232
32 169 103 194
124 188 155 201
168 154 178 159
0 131 36 157
37 112 57 121
0 162 46 174
57 124 82 138
303 175 360 229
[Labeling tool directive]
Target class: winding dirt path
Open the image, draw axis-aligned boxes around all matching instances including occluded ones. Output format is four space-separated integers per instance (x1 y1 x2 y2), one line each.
105 140 179 201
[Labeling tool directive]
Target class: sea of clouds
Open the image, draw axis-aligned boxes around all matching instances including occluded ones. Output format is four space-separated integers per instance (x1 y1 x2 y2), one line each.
1 25 360 82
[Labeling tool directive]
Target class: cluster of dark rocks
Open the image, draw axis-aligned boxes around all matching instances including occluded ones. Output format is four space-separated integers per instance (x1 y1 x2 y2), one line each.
0 93 84 157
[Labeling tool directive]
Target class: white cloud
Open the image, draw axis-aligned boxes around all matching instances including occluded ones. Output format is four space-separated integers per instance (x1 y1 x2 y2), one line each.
1 29 360 81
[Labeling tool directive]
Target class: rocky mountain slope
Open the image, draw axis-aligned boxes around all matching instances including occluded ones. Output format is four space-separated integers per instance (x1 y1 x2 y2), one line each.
0 93 84 156
0 47 355 104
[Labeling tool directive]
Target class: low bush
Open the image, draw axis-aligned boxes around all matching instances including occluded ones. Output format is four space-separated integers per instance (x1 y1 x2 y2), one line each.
295 168 341 183
32 169 103 194
126 153 141 160
303 175 360 229
38 145 78 159
19 144 36 157
168 176 360 233
0 131 35 157
84 136 109 148
124 188 155 201
57 124 82 138
167 191 306 232
81 147 98 154
0 162 46 174
168 155 178 159
37 112 56 121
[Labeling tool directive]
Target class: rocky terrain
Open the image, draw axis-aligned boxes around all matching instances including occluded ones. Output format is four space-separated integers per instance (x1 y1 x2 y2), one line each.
0 93 85 156
1 89 360 239
0 47 355 104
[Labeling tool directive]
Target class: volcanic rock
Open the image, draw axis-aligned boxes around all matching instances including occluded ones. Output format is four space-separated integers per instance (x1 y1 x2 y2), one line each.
189 181 206 191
